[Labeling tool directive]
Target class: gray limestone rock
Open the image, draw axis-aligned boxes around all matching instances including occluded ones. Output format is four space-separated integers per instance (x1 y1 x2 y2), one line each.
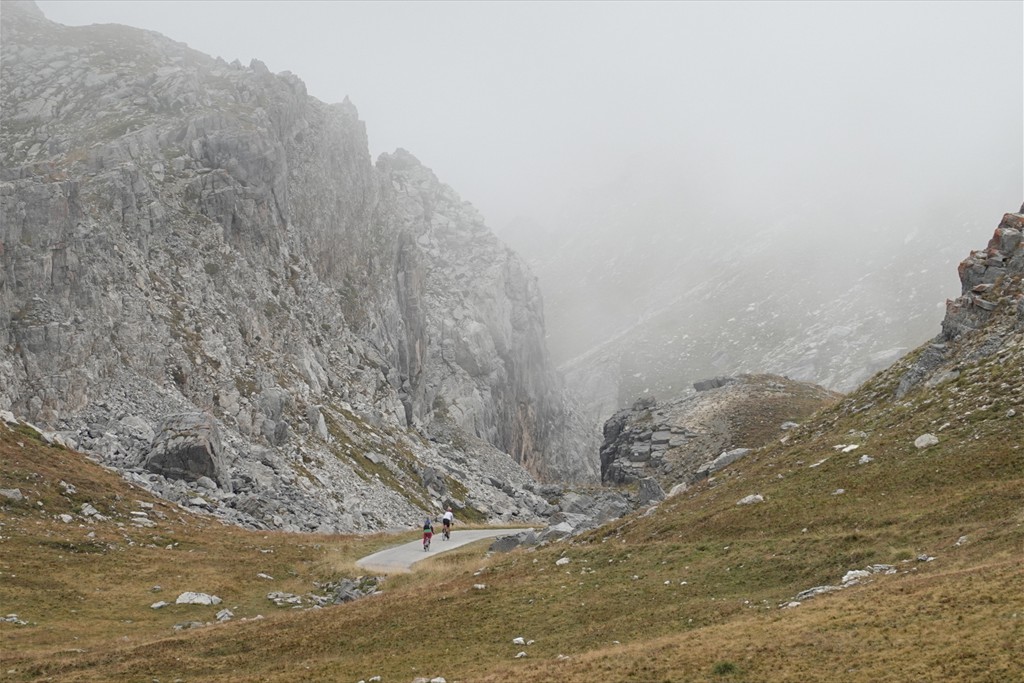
636 477 666 507
144 414 230 490
694 376 735 392
0 2 597 537
0 488 25 503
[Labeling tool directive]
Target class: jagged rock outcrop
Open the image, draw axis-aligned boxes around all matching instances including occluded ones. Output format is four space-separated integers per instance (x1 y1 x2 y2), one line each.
0 2 596 532
895 206 1024 397
600 374 840 490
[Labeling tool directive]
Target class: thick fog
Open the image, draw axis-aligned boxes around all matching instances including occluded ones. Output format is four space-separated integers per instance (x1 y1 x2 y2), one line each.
36 2 1022 223
34 1 1024 391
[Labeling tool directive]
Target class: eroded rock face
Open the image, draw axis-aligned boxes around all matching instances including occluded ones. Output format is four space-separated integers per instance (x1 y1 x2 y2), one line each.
942 210 1024 341
896 207 1024 398
0 2 597 531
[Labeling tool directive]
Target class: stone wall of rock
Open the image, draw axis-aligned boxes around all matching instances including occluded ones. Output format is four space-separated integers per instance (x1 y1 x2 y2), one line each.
0 2 597 532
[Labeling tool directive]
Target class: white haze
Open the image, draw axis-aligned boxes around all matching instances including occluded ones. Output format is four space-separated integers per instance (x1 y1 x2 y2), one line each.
34 0 1024 372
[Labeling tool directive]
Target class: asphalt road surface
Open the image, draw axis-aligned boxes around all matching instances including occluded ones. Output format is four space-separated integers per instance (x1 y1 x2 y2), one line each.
355 528 533 573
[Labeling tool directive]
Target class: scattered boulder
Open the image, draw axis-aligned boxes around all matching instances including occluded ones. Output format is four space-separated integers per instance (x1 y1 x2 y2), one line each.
694 448 751 480
0 488 25 503
489 534 524 553
175 592 222 606
267 591 302 606
736 494 764 506
636 477 666 507
693 376 735 392
143 414 231 490
914 433 939 449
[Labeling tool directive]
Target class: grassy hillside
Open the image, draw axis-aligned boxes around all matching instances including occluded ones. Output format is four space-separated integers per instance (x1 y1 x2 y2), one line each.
2 328 1022 681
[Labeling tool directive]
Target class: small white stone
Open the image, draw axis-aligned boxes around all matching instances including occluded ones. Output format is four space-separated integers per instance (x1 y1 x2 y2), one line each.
914 434 939 449
512 636 525 645
555 557 570 566
515 651 527 658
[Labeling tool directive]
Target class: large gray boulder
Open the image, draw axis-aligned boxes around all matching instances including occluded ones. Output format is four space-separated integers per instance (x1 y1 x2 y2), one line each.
144 414 231 490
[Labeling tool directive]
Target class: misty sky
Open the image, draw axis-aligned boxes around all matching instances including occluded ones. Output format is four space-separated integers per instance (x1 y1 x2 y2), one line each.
33 0 1024 232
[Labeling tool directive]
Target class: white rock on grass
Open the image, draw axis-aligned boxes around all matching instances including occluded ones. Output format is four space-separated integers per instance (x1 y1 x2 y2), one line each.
736 494 764 506
0 488 25 502
914 433 939 449
175 592 222 606
150 601 169 609
842 570 871 584
555 557 571 566
858 454 874 465
512 636 525 645
668 482 689 497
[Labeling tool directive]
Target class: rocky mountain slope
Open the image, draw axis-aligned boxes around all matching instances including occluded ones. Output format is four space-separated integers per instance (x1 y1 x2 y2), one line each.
0 1 596 534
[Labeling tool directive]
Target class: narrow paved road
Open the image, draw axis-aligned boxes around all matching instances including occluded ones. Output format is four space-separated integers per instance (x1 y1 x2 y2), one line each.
355 528 533 573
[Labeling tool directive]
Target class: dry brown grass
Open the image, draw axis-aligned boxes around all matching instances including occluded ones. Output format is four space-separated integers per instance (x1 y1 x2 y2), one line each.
1 334 1022 682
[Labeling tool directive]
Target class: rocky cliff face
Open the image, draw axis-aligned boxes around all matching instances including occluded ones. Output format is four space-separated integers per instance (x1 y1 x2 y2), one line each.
892 206 1024 397
0 1 595 533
